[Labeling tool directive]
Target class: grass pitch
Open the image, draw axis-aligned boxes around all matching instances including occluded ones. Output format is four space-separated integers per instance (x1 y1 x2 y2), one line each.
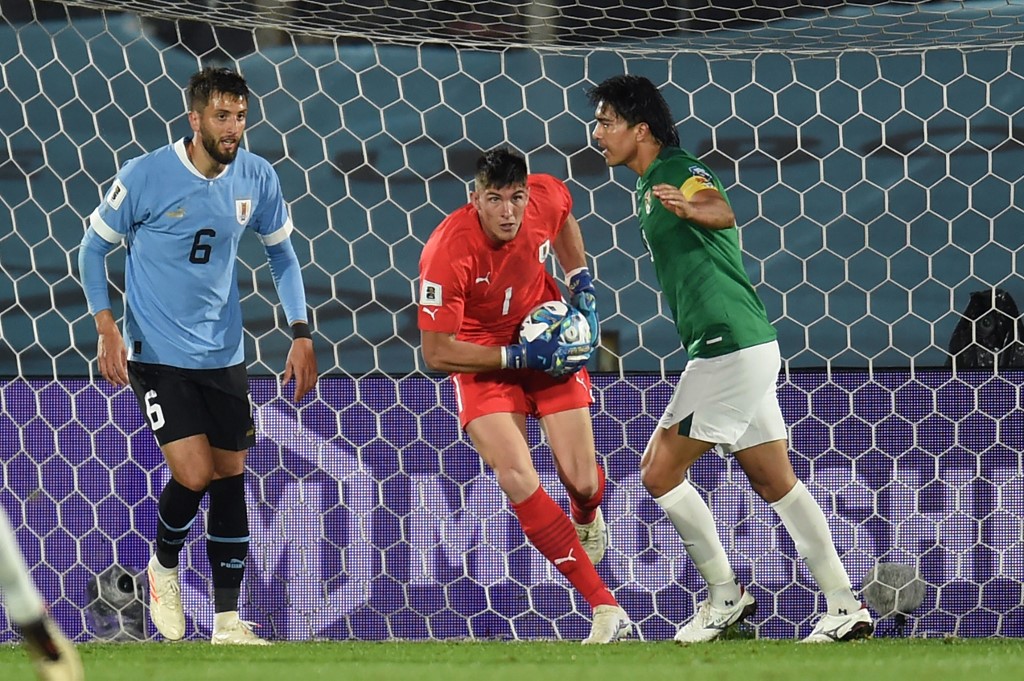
1 638 1022 681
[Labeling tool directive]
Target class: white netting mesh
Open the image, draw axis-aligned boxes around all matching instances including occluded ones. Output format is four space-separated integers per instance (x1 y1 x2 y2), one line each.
2 0 1024 643
49 0 1024 51
5 1 1024 376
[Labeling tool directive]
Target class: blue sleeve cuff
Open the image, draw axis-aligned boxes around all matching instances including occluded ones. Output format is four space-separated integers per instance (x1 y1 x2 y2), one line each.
265 238 309 325
78 228 117 315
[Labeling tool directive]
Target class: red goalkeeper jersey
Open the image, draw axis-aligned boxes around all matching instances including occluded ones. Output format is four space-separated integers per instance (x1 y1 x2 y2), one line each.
418 173 571 345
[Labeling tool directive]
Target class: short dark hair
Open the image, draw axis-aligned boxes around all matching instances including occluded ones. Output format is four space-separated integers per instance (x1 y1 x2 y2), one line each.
187 67 249 112
587 74 680 148
474 148 528 191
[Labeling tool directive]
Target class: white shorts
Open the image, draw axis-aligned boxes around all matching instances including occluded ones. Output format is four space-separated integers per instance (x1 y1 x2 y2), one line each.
658 340 787 455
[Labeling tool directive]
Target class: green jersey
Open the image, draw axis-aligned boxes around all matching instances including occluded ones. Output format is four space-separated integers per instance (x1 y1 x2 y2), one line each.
636 147 776 359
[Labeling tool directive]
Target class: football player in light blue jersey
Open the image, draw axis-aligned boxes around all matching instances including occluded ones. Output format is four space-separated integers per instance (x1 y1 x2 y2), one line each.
78 67 318 646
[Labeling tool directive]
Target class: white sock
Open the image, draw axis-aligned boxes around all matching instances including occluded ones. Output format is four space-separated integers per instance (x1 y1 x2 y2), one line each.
655 479 741 607
0 506 46 624
771 480 861 615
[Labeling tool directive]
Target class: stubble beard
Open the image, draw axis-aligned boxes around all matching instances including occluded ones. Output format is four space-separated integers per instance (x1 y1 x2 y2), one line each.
202 129 239 165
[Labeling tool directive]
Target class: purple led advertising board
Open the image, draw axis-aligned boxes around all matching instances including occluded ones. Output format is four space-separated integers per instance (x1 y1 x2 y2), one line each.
1 371 1022 641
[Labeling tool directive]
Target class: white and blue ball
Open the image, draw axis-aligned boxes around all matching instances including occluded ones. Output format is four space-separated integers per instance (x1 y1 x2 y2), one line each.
519 300 592 346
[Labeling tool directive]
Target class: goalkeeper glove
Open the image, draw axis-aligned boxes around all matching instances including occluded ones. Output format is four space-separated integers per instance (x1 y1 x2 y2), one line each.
502 322 592 377
567 267 599 350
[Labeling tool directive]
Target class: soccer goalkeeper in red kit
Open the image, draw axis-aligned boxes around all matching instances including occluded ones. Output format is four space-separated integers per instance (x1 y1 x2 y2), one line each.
417 148 631 644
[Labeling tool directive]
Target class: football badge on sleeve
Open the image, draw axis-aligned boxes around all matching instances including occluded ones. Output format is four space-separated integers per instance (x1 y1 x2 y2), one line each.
105 179 127 210
420 279 443 306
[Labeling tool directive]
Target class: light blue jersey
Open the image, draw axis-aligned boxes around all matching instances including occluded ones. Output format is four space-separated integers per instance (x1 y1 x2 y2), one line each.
79 138 307 369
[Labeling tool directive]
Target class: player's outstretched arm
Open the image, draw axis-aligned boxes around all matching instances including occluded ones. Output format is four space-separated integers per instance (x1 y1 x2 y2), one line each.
282 322 318 402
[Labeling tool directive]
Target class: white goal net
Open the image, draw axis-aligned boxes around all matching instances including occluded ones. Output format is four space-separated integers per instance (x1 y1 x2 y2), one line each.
2 0 1023 642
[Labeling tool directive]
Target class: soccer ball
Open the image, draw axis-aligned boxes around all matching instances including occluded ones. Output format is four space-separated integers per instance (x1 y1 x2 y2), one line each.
519 300 592 346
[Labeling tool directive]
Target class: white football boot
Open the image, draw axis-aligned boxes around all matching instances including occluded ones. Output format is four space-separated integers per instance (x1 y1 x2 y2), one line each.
801 605 874 643
211 611 271 645
23 617 84 681
573 507 609 565
147 555 185 641
582 604 633 645
674 587 757 644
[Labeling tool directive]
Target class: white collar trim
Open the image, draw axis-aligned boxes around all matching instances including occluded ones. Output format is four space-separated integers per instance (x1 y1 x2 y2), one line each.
175 137 230 180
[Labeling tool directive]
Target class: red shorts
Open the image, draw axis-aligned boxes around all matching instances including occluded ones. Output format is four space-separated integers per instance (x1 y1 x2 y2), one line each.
451 368 594 429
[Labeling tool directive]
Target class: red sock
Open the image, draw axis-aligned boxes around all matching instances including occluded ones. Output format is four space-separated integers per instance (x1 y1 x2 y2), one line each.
512 486 617 609
569 463 605 525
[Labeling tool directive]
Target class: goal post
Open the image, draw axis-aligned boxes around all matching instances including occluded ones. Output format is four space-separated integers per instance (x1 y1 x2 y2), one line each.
2 0 1024 641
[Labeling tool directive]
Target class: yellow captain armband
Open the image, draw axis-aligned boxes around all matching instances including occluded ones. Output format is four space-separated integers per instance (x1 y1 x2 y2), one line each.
680 174 716 201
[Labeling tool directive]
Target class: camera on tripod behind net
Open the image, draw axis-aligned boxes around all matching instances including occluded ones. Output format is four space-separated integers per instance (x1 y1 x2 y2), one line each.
85 564 148 641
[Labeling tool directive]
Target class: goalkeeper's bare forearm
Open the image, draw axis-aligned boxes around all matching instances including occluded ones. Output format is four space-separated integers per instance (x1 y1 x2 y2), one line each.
420 330 504 373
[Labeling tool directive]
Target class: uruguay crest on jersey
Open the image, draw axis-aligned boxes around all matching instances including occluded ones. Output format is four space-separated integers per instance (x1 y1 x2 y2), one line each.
236 198 252 226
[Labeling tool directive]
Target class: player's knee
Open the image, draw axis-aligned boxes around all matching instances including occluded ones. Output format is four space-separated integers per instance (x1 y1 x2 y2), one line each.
640 457 687 499
750 477 796 504
743 463 797 504
555 456 599 500
639 442 661 489
563 477 598 502
173 470 214 493
494 465 540 501
212 458 246 479
640 472 669 498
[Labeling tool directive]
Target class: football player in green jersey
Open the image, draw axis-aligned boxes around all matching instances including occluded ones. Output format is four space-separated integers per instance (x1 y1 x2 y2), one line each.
587 74 873 644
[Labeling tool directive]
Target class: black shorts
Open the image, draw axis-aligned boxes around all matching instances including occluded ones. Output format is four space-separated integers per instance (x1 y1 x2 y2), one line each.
127 361 255 451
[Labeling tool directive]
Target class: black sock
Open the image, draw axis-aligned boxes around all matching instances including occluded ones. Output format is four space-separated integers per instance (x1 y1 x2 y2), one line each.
18 619 58 661
206 474 249 613
156 478 207 568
